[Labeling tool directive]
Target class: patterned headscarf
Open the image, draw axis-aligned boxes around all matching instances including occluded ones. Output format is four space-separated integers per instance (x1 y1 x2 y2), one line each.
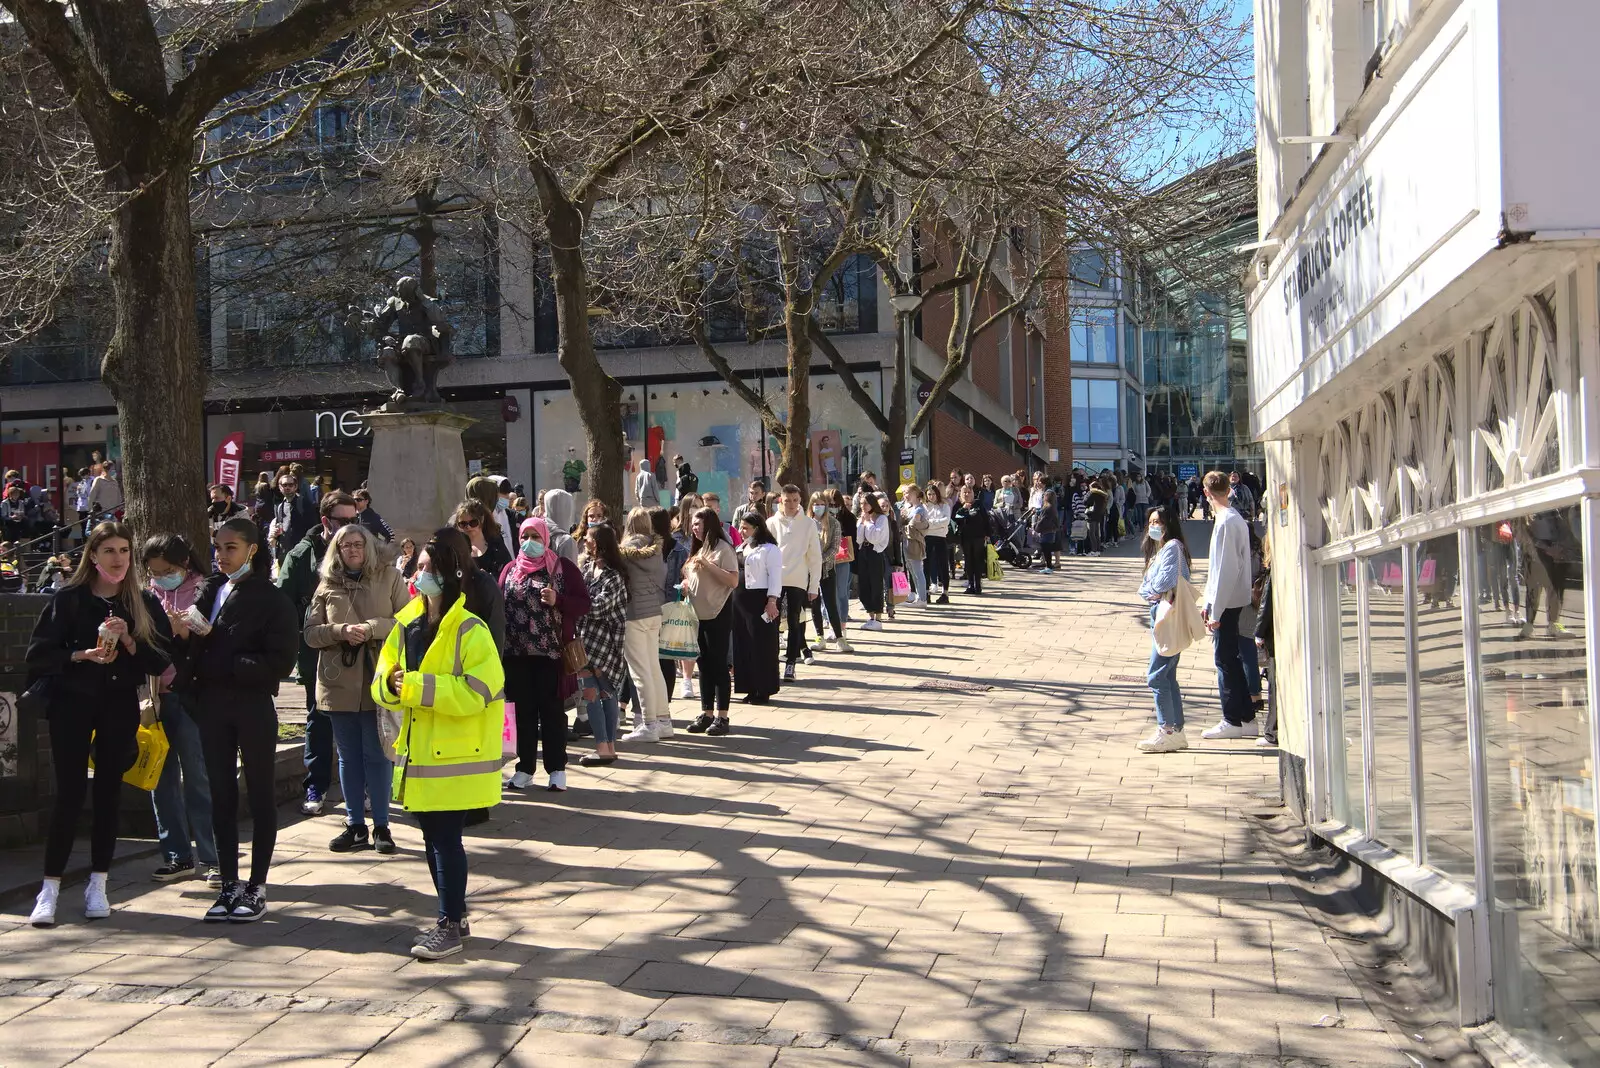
507 515 561 582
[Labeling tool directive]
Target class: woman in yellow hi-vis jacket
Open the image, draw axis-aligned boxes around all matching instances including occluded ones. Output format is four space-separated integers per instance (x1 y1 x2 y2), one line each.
373 530 504 961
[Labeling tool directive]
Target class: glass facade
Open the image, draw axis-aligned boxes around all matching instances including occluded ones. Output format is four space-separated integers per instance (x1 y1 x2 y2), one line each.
1072 379 1120 446
1070 307 1117 364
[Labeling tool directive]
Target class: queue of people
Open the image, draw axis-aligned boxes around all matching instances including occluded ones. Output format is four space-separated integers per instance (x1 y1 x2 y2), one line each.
20 458 1252 964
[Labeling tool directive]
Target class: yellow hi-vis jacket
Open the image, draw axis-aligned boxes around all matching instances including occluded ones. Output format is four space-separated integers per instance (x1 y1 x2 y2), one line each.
372 593 505 812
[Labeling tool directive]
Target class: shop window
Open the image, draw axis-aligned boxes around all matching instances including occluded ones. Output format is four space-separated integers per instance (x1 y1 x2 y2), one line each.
1415 532 1473 881
1473 508 1597 1061
1329 564 1367 831
1364 552 1413 857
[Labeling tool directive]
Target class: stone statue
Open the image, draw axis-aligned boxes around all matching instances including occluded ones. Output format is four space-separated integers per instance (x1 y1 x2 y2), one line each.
369 276 454 410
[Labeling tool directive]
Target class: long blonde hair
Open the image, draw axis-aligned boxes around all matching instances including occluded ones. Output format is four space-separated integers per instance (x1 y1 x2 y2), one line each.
624 506 655 540
318 522 385 585
67 521 158 644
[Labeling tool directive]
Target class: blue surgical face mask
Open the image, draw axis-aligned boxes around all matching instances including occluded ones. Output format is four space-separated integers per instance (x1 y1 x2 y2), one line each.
811 504 826 517
521 539 545 559
151 571 186 591
1147 524 1164 542
413 569 444 598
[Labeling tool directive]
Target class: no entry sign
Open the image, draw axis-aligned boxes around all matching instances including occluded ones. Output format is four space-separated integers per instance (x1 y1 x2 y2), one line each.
1015 425 1041 449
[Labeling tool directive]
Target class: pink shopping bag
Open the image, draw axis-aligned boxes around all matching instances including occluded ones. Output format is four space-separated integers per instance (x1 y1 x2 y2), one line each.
502 702 517 760
1380 562 1403 588
1419 558 1438 587
890 569 911 605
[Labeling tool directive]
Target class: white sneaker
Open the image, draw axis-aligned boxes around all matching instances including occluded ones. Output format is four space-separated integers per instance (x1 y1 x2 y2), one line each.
1255 735 1276 748
29 881 59 927
834 636 854 653
683 679 697 699
1200 721 1250 740
862 619 883 631
84 873 110 919
508 771 534 790
1137 728 1189 754
816 636 832 651
547 770 568 792
655 720 675 738
621 724 659 743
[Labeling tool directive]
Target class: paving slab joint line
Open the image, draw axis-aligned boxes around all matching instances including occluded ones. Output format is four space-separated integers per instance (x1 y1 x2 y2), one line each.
0 980 1356 1068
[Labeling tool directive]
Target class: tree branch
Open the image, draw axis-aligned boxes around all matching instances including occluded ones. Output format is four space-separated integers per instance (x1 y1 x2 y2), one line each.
690 321 787 444
808 318 888 433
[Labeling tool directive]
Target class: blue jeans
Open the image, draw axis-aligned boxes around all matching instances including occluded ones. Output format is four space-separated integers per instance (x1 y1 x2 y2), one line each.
1239 620 1263 697
907 558 927 601
833 560 853 628
1211 606 1254 725
1146 607 1184 730
302 684 333 796
152 692 218 868
328 711 392 830
416 809 467 923
585 671 623 743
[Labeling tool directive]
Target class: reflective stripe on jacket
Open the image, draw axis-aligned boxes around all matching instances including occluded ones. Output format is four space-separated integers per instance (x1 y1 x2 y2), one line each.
372 593 505 813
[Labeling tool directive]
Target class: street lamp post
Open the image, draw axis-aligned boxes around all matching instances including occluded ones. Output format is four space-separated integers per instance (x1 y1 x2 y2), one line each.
888 292 923 483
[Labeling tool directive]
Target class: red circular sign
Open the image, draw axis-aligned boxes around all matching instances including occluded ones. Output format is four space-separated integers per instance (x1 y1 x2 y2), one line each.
1015 425 1041 449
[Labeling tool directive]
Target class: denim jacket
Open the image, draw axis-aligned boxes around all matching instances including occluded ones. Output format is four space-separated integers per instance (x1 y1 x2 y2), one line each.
1138 538 1190 603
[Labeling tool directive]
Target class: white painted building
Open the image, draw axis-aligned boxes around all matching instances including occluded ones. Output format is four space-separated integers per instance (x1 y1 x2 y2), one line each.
1251 0 1600 1062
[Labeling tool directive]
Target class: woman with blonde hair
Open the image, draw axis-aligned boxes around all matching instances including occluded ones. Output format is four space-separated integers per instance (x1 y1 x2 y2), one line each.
25 521 172 925
305 522 410 852
618 507 670 740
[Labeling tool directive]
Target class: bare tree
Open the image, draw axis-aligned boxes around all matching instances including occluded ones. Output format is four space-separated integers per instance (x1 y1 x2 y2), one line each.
0 0 434 547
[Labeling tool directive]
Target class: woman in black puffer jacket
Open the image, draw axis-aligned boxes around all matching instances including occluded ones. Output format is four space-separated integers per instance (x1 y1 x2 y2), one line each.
171 517 299 925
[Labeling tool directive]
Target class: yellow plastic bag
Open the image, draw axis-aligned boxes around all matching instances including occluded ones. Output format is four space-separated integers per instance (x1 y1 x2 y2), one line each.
986 544 1004 582
87 719 169 791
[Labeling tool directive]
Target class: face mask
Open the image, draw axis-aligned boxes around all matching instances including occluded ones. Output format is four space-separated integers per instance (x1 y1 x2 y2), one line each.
413 570 444 598
811 504 826 517
827 506 838 515
152 571 186 591
521 539 545 559
1147 525 1164 542
94 563 123 584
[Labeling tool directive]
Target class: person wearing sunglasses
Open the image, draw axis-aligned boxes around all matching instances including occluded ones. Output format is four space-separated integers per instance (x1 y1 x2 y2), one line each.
452 499 513 583
276 490 361 818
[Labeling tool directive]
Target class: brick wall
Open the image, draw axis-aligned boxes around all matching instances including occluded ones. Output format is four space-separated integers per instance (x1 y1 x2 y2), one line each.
1039 277 1073 479
0 593 51 848
931 410 1022 482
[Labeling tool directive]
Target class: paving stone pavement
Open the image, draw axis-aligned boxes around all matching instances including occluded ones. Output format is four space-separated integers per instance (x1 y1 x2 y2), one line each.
0 547 1425 1067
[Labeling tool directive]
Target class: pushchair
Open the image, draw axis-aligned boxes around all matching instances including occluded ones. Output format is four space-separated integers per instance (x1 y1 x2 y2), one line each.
991 509 1034 569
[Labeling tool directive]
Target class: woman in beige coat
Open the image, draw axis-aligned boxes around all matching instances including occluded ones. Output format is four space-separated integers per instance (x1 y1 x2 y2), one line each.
305 523 411 854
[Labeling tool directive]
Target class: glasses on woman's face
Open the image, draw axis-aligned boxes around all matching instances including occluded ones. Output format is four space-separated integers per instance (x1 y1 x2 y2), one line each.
457 518 480 530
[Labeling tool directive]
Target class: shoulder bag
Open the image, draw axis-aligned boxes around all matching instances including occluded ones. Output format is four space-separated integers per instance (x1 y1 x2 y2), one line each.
1152 574 1204 657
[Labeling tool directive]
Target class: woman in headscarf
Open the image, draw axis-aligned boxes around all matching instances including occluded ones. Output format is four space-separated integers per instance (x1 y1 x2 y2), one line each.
499 516 590 792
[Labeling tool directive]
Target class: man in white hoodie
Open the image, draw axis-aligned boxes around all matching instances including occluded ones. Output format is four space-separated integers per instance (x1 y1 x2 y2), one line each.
767 484 822 681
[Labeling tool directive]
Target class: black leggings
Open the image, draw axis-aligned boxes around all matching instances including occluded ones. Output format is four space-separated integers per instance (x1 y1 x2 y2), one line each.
199 691 278 887
810 569 840 639
45 696 139 877
925 535 949 590
416 809 468 922
697 600 732 712
783 587 812 662
505 654 566 774
1038 537 1056 570
961 534 987 592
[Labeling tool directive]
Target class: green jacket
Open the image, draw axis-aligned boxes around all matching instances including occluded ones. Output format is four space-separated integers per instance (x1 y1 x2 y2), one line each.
278 528 329 681
372 593 505 813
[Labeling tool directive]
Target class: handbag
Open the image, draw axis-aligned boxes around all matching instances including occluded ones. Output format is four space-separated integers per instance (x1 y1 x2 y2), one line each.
836 536 855 563
890 569 910 604
658 600 701 660
1069 520 1088 541
1152 575 1204 657
549 606 589 674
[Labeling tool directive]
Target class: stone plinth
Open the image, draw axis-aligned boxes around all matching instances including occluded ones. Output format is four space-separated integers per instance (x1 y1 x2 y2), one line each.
363 409 476 547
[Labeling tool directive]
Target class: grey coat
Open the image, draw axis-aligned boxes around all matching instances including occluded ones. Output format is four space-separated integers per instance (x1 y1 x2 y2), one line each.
619 534 665 621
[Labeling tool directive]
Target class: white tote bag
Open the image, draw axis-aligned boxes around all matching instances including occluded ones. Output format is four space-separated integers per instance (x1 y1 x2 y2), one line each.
1152 575 1204 657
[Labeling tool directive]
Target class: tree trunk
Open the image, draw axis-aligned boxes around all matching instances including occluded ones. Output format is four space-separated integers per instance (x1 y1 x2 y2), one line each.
544 197 625 516
414 184 438 295
776 305 811 496
882 310 909 487
99 158 209 556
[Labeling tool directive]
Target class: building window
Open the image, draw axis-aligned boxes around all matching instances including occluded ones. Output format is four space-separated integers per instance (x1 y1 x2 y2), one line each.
1070 250 1110 289
1418 532 1472 881
1365 552 1413 859
1071 307 1117 365
1329 564 1366 832
1072 379 1119 445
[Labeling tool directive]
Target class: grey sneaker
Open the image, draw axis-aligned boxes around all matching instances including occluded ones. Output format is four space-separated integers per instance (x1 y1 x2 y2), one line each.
411 919 465 960
414 917 471 944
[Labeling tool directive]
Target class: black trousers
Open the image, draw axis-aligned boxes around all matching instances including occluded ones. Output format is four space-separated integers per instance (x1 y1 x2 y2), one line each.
810 569 840 639
857 547 885 614
961 534 986 593
783 586 812 662
45 695 139 877
199 691 279 887
1211 606 1255 726
925 535 949 590
505 654 566 774
697 600 732 712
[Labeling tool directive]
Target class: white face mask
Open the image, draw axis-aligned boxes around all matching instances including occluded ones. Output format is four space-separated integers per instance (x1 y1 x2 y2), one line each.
1147 524 1164 542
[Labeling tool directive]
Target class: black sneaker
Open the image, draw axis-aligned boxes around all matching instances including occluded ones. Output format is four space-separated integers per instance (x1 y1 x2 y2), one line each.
783 661 797 682
936 594 950 605
204 881 240 922
411 919 465 960
229 884 267 922
687 713 714 734
572 719 593 739
801 649 815 665
707 717 729 736
372 826 396 855
153 859 196 882
413 917 471 945
329 825 371 853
